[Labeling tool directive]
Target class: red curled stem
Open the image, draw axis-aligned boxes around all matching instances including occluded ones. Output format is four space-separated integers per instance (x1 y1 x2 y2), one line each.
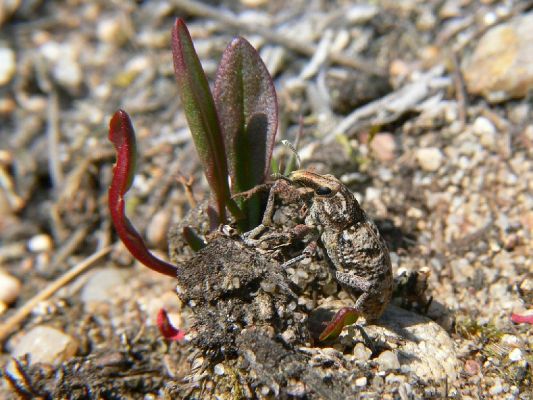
511 313 533 325
157 308 186 341
108 110 178 278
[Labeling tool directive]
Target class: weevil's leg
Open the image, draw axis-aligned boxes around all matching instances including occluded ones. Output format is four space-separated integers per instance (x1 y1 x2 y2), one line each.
232 183 272 201
280 238 317 269
319 307 359 341
354 324 376 354
335 271 372 293
243 180 287 244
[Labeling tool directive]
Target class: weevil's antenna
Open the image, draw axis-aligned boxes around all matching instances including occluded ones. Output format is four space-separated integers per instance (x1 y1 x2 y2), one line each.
271 172 292 182
281 139 301 170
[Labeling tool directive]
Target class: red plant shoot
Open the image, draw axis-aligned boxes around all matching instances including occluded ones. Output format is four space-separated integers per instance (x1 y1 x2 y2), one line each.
108 110 178 278
157 308 186 341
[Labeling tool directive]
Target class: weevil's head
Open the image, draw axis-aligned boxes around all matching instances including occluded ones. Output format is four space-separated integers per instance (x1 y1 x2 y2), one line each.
288 170 363 229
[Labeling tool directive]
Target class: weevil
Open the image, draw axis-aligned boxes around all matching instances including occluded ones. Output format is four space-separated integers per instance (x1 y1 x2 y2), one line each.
249 170 393 341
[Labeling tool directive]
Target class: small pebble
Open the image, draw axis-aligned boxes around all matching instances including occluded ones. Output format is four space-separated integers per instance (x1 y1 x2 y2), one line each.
355 376 367 387
370 133 396 161
240 0 267 6
353 342 372 361
0 270 21 306
286 378 306 397
27 234 53 252
508 348 522 362
97 16 129 45
81 268 126 304
213 363 225 375
376 350 401 371
500 334 521 347
0 47 16 85
489 378 504 395
464 359 480 375
416 147 444 172
12 325 78 365
463 12 533 102
146 209 171 249
472 116 496 136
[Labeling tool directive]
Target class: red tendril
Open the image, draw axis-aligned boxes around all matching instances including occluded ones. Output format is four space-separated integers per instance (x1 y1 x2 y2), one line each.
108 110 178 278
157 308 186 341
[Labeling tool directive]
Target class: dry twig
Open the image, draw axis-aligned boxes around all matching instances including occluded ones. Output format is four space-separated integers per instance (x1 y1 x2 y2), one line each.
0 246 111 343
171 0 386 76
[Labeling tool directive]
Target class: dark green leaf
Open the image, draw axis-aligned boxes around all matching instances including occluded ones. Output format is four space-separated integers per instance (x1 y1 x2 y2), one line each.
214 37 278 227
171 18 234 223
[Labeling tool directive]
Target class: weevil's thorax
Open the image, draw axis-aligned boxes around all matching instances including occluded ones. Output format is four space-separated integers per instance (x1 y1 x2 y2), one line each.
309 184 364 230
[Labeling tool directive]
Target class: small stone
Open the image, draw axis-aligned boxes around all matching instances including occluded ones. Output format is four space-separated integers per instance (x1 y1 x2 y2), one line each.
213 363 225 375
472 116 498 149
146 209 171 249
508 348 522 362
0 270 21 305
500 334 521 347
97 16 130 45
345 4 378 24
464 359 480 375
398 383 412 400
463 12 533 102
53 57 83 92
355 376 367 387
416 147 444 172
0 47 16 85
370 133 396 161
240 0 268 6
353 342 372 361
81 268 126 304
27 234 53 252
12 326 78 365
286 378 306 397
489 378 503 395
472 116 496 136
376 350 401 371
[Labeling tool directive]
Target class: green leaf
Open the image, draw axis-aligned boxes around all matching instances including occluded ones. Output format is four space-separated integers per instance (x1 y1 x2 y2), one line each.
171 18 238 223
214 37 278 228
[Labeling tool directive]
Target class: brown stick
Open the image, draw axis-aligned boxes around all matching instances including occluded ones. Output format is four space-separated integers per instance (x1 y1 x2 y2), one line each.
172 0 386 76
0 246 111 343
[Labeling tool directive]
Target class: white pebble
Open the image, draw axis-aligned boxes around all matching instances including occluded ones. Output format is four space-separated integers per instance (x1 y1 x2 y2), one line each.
500 334 521 347
416 147 444 172
489 379 503 395
355 376 367 387
472 116 496 136
214 363 225 376
353 342 372 361
376 350 401 371
27 234 53 252
0 47 16 85
81 268 126 304
12 325 78 365
53 58 83 91
508 348 522 362
0 270 21 305
97 17 127 45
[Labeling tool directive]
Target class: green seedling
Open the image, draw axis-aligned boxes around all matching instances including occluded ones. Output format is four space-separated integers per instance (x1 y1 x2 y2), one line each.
108 18 278 338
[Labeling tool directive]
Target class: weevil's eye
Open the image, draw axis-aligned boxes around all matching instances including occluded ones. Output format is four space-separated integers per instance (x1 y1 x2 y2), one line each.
315 186 332 196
